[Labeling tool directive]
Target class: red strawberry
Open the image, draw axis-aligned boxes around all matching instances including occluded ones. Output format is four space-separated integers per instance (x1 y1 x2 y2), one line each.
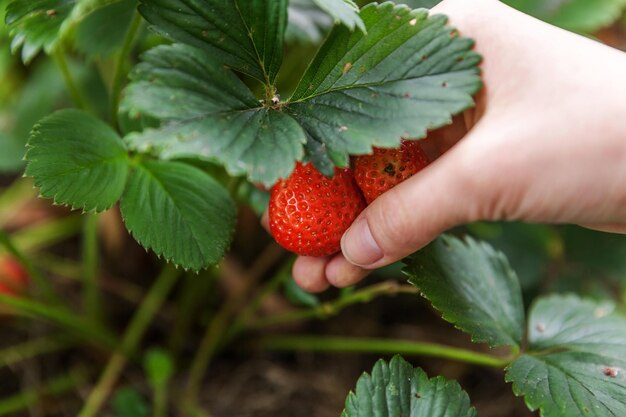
0 257 29 297
354 140 430 203
269 162 366 257
0 257 29 315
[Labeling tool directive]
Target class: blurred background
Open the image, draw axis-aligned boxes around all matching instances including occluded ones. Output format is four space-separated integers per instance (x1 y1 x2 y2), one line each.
1 0 626 416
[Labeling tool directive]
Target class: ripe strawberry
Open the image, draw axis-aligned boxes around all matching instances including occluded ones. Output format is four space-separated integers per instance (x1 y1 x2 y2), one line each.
0 257 29 315
353 140 430 203
269 162 366 257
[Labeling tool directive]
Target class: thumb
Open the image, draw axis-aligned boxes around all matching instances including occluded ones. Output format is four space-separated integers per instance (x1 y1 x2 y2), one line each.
340 139 485 269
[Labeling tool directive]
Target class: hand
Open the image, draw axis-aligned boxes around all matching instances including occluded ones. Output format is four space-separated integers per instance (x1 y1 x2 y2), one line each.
279 0 626 292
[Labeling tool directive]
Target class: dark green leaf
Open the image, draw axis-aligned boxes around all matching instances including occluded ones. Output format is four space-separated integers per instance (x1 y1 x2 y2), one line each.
468 222 557 293
138 0 288 83
312 0 364 32
404 235 524 348
5 0 75 62
398 0 442 9
503 0 626 33
144 348 174 388
112 388 150 417
286 0 332 44
75 0 138 57
506 294 626 417
25 109 130 212
121 43 306 186
287 3 481 167
120 159 236 270
342 355 476 417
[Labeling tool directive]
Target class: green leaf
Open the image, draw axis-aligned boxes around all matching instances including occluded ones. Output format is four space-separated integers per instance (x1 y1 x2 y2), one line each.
112 388 150 417
121 43 306 186
287 3 482 168
74 0 138 57
5 0 76 62
404 235 525 348
144 348 174 388
312 0 365 32
120 159 236 270
342 355 476 417
286 0 332 44
25 109 130 212
506 294 626 417
137 0 288 84
399 0 442 8
503 0 626 33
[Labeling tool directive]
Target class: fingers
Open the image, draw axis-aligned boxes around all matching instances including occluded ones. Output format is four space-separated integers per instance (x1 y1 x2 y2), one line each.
292 256 331 293
341 140 481 269
263 210 371 292
292 254 371 292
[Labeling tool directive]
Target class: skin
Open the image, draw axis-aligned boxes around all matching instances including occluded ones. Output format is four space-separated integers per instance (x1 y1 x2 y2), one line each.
268 0 626 292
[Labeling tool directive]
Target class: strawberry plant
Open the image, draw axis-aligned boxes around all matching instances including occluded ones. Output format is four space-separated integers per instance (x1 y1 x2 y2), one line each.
1 0 626 416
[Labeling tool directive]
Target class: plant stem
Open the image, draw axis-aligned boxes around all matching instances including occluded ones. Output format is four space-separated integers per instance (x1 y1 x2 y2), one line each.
153 385 168 417
77 264 181 417
0 368 87 416
110 11 142 129
259 335 514 369
0 294 116 349
182 243 285 412
11 215 83 254
82 214 102 324
0 336 73 368
0 230 61 306
249 281 419 329
227 257 294 338
53 47 88 110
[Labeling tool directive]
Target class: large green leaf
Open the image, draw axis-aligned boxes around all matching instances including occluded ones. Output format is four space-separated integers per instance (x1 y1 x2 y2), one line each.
342 355 476 417
503 0 626 33
506 294 626 417
312 0 364 32
121 43 306 186
75 0 138 57
25 109 130 212
404 235 525 348
120 159 236 270
5 0 76 62
124 2 481 183
287 2 481 170
138 0 288 84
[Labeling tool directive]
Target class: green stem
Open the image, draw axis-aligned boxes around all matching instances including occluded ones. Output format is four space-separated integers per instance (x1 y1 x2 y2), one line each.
225 257 294 341
0 369 87 416
0 294 116 349
82 214 102 323
259 336 514 369
153 385 167 417
249 281 419 329
0 336 73 368
182 244 284 412
168 270 218 357
110 11 142 128
0 230 60 305
53 47 88 110
11 215 83 255
77 264 181 417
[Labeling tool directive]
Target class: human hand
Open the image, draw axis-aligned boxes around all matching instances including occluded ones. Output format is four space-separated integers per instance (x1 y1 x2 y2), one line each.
276 0 626 292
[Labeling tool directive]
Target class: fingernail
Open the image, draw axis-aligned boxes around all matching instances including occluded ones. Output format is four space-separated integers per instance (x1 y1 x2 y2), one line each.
341 217 383 267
